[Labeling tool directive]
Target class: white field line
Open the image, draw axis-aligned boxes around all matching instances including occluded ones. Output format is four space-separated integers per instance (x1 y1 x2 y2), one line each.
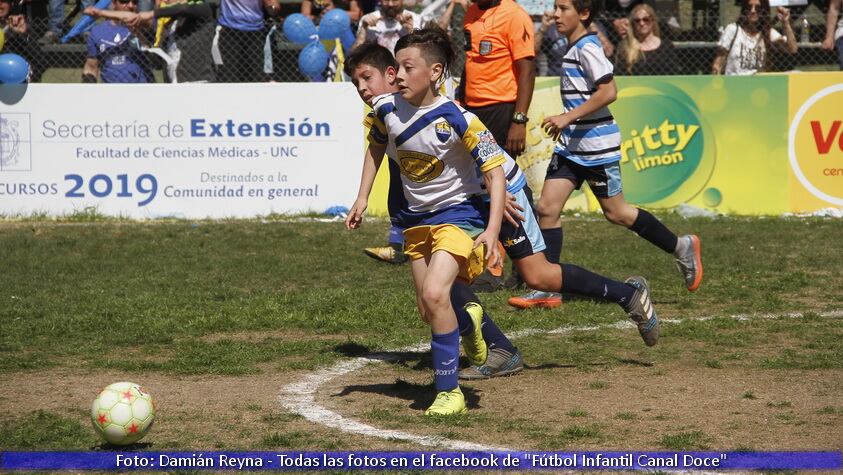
280 309 843 453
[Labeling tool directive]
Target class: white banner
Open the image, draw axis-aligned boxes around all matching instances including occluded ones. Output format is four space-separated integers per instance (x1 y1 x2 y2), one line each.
0 83 363 218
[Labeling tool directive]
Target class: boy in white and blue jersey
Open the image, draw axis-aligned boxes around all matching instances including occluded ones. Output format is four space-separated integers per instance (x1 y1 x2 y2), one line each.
346 28 508 416
527 0 704 300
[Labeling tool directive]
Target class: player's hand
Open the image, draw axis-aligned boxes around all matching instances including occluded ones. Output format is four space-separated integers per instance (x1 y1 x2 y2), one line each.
542 113 570 141
822 37 834 49
776 6 790 23
503 192 525 226
83 6 99 16
506 123 526 157
473 230 501 269
345 198 367 230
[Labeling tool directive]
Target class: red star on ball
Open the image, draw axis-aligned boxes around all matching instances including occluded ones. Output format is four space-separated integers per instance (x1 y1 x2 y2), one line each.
97 413 108 425
128 423 138 433
122 390 134 401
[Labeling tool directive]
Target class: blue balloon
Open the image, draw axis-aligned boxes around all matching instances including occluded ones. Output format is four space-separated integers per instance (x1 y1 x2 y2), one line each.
283 13 317 45
298 41 329 77
0 53 29 84
318 8 351 40
339 28 355 51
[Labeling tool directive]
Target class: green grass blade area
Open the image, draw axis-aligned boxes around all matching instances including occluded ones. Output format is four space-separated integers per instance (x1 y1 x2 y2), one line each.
0 214 841 451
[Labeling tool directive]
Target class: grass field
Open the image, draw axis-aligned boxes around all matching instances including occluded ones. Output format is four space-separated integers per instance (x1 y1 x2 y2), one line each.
0 213 841 455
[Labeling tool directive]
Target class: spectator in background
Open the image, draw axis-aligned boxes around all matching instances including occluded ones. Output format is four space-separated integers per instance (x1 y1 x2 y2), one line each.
535 9 613 76
614 4 678 75
82 0 154 83
712 0 797 75
460 0 535 293
217 0 280 82
301 0 361 23
111 0 215 82
352 0 422 53
0 0 43 80
823 0 843 69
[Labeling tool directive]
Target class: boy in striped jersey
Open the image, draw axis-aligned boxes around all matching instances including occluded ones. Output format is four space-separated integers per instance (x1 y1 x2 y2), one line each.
519 0 703 310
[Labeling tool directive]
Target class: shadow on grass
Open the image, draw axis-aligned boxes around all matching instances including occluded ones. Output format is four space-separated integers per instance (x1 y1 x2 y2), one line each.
333 379 483 410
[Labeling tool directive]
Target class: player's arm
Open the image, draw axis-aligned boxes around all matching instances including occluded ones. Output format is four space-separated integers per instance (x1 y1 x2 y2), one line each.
476 165 504 268
346 142 386 230
542 79 616 139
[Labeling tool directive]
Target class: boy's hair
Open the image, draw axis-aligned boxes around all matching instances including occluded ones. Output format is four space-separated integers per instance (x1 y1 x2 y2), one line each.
393 25 454 79
344 42 399 78
570 0 603 27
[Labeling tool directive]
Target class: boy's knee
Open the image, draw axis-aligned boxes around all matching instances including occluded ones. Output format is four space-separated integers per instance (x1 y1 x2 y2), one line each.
422 285 450 310
604 207 634 226
536 200 557 222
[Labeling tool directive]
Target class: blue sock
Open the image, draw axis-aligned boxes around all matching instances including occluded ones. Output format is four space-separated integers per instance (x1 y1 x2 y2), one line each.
388 224 404 247
560 264 635 308
431 328 459 392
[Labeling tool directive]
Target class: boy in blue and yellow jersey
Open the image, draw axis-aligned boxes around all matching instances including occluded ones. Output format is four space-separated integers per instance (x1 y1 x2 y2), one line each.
346 42 527 379
346 28 507 416
522 0 702 311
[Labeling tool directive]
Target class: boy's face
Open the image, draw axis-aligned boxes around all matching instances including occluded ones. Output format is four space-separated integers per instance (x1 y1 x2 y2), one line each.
395 46 441 105
553 0 588 36
351 63 397 106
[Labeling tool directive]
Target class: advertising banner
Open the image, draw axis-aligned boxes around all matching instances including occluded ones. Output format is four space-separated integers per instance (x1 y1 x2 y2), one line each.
0 83 362 218
788 72 843 211
522 75 791 215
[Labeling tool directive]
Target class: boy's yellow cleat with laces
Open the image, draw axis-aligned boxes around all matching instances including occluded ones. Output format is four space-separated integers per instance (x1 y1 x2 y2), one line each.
424 387 467 416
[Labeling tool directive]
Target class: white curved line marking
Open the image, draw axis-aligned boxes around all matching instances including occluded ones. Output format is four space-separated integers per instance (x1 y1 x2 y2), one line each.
280 309 843 451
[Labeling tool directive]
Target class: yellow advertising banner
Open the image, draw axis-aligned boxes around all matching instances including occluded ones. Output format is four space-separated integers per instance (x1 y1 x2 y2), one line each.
366 74 842 216
788 72 843 211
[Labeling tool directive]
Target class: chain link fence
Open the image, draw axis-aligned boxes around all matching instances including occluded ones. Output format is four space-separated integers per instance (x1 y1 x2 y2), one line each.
0 0 838 83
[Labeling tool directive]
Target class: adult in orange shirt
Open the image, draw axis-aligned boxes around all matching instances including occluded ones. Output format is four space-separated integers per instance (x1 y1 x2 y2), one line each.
460 0 535 156
460 0 536 292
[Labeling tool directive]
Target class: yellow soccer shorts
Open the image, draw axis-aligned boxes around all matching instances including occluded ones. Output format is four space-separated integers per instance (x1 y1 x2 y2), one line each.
403 224 486 284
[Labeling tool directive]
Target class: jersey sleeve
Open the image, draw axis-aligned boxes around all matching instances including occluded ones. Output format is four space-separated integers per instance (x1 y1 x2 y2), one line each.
461 115 505 172
507 8 535 61
580 42 614 86
367 97 390 145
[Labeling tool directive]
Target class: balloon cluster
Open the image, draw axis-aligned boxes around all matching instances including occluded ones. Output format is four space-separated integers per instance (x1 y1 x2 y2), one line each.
0 54 30 84
283 10 354 79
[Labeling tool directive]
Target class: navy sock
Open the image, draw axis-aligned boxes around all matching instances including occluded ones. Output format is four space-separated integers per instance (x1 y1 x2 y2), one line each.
629 209 678 254
560 264 635 308
541 227 563 264
450 282 517 354
431 328 459 391
481 312 517 354
450 282 477 336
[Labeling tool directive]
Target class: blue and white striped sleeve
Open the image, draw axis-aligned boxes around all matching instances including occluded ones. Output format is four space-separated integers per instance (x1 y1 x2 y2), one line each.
579 42 614 87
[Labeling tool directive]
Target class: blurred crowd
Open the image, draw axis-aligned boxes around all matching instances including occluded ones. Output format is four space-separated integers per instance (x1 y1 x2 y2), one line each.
0 0 840 83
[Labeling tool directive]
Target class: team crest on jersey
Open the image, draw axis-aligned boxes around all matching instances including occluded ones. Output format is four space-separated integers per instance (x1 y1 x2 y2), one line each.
474 130 501 162
434 121 451 143
479 40 493 56
398 150 444 183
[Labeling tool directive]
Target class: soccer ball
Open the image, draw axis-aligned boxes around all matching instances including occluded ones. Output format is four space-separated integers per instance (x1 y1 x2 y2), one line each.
90 382 155 445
